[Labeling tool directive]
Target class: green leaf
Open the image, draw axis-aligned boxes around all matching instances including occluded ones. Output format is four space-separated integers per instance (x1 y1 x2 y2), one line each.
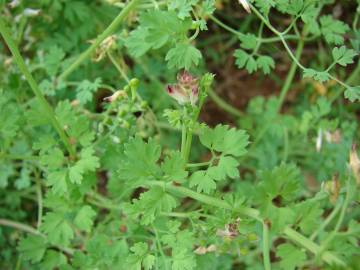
255 163 301 202
47 169 68 194
41 212 74 246
276 0 303 15
332 46 358 67
246 56 258 74
234 49 259 74
189 170 216 193
239 33 257 50
320 15 349 45
125 27 152 57
118 137 161 183
277 243 306 270
257 55 275 74
129 187 177 225
303 68 330 83
168 0 197 19
74 205 96 232
234 49 249 69
254 0 276 15
161 151 188 182
69 146 99 184
172 247 196 270
345 86 360 102
199 124 249 157
294 201 323 235
165 43 202 70
44 46 65 76
217 156 240 179
18 235 47 263
39 147 65 169
75 78 102 105
126 242 155 270
40 250 67 270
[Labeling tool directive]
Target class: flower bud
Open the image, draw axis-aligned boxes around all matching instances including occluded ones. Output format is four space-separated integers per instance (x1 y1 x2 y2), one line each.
349 144 360 184
166 71 199 106
103 90 126 103
238 0 251 13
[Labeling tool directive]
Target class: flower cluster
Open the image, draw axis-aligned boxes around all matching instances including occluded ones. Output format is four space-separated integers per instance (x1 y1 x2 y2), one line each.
166 71 199 106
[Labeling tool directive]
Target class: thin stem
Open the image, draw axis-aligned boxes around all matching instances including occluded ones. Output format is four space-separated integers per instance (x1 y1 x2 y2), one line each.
152 225 168 270
0 18 76 159
35 173 43 228
183 129 193 163
58 0 141 80
208 88 243 118
181 124 186 156
262 222 272 270
186 161 212 168
283 227 345 266
277 33 305 111
318 179 352 255
310 202 342 241
0 219 42 236
107 51 130 83
282 127 289 162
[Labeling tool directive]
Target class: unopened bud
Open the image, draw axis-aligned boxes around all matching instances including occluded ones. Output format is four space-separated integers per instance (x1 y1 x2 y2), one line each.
349 144 360 184
103 90 126 102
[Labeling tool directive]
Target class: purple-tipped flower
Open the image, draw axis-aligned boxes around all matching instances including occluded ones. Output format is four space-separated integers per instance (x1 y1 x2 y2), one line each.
166 71 199 106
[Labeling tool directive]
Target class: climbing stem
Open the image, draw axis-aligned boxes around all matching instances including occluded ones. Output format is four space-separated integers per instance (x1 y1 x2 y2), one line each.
0 18 76 158
58 0 141 80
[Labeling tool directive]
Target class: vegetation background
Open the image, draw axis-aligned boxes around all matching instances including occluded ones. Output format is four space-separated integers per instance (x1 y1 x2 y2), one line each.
0 0 360 269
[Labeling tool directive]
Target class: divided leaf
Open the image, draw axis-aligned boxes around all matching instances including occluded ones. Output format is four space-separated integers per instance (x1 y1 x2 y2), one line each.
128 187 177 225
126 242 155 270
118 137 161 183
200 124 249 157
41 212 74 246
74 205 96 232
18 235 47 263
332 46 358 67
277 243 306 270
161 151 188 182
165 43 202 70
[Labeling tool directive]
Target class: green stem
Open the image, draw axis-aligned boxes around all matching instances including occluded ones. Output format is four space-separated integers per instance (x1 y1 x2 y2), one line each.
262 222 272 270
0 18 76 159
310 201 342 241
318 179 352 255
283 227 345 266
35 173 43 229
181 124 186 156
107 51 130 83
277 34 305 112
183 129 193 163
330 61 360 103
152 225 168 270
0 219 42 236
208 88 243 118
186 161 212 168
58 0 141 80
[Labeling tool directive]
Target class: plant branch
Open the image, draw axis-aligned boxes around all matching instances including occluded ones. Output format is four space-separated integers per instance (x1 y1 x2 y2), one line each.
208 88 243 118
147 181 346 266
0 18 76 158
58 0 141 80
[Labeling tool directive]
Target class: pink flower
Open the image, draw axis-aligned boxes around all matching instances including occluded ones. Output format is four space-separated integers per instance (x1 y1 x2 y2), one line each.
166 71 199 106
